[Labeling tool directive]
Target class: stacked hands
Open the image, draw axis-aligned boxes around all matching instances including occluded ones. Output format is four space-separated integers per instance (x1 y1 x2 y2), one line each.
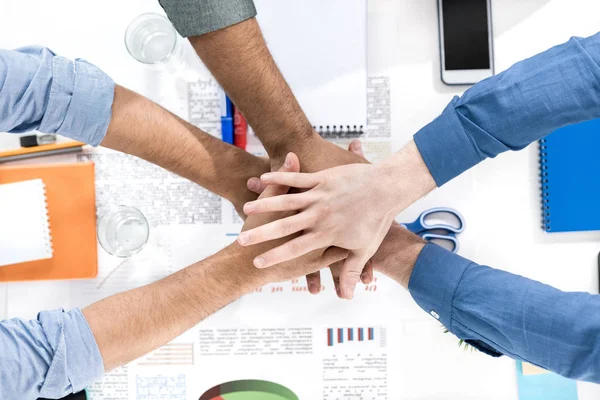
239 139 430 299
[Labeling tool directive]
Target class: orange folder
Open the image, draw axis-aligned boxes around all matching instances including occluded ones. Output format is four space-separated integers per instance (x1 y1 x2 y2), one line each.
0 162 98 281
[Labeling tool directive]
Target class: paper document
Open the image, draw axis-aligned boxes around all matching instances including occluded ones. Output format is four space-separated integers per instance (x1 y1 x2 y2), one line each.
255 0 368 137
0 179 53 267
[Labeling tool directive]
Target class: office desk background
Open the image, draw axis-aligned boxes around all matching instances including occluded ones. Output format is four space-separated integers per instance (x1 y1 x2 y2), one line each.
1 0 600 398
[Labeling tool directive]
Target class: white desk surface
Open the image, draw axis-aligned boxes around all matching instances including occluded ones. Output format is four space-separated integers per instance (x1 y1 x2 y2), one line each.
2 0 600 398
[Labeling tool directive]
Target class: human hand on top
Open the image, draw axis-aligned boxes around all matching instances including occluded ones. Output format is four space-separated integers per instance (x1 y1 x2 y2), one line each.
247 140 375 296
239 140 435 299
240 152 349 284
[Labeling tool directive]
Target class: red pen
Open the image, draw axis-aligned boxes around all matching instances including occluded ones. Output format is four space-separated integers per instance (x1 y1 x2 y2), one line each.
233 106 248 151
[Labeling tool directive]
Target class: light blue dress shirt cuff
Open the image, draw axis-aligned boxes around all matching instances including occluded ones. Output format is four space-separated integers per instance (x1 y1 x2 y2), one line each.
408 243 470 330
0 308 103 398
39 308 104 395
41 56 115 146
0 46 114 146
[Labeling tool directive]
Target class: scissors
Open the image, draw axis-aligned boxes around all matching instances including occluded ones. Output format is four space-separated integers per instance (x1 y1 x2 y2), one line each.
401 207 465 253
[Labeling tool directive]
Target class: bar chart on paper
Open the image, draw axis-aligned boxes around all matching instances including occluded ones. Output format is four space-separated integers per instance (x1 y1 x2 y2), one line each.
326 327 384 348
322 326 388 399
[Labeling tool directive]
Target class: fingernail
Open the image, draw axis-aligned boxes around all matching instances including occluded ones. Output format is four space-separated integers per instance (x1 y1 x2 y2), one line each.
345 285 355 300
254 257 266 268
238 233 249 245
361 273 368 282
284 153 293 168
353 141 362 151
261 173 273 182
248 178 259 190
308 283 319 294
243 203 254 214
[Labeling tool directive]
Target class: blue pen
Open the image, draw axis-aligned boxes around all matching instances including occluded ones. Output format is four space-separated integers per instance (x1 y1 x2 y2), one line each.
220 90 234 145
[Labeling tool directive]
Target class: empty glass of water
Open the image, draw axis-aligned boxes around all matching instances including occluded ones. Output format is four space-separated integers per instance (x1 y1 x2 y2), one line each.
97 206 150 258
125 13 184 68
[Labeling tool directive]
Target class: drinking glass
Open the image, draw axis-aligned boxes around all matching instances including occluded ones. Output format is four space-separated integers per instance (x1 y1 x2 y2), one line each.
124 13 185 69
97 206 149 257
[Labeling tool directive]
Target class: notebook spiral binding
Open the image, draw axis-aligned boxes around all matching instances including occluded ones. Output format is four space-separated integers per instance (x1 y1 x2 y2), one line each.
41 183 54 256
539 139 551 232
314 125 364 139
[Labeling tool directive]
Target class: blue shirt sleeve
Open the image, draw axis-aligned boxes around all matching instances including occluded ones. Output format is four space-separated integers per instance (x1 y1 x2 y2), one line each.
0 308 104 399
414 32 600 186
409 244 600 383
0 46 115 146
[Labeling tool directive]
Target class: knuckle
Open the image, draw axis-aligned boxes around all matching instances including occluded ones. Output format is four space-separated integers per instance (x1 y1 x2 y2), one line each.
309 211 321 226
344 270 362 284
320 204 332 219
312 230 325 242
314 204 333 222
284 196 297 210
286 240 302 256
279 221 293 237
320 170 332 184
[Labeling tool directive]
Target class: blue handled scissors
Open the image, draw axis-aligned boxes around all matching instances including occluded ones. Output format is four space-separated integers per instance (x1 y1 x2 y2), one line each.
401 207 465 253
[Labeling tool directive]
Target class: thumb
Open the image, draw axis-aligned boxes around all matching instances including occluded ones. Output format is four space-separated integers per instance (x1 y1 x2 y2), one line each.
321 247 350 267
339 252 368 300
348 139 365 158
247 177 267 195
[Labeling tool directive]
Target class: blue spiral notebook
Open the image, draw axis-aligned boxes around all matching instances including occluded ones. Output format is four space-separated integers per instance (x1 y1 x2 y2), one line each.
540 118 600 232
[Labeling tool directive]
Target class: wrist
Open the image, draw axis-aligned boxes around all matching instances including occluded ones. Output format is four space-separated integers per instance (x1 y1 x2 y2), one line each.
266 127 322 168
378 140 436 215
196 145 269 209
372 223 426 289
206 243 267 294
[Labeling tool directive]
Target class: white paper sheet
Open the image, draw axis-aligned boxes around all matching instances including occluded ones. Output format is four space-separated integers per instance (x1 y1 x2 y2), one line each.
255 0 368 135
0 179 53 266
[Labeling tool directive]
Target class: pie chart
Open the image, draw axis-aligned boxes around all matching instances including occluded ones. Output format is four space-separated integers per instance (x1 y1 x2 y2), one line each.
199 380 299 400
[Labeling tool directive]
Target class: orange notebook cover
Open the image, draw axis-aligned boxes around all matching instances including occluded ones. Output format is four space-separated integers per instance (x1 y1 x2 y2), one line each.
0 162 98 281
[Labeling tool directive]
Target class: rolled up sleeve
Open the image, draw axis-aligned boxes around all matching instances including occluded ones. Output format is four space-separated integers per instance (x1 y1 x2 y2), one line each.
0 308 104 399
159 0 257 37
0 46 115 146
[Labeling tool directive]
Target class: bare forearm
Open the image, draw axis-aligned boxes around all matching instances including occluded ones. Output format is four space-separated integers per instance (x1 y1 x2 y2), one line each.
101 85 268 206
83 244 257 371
373 141 437 215
189 18 318 161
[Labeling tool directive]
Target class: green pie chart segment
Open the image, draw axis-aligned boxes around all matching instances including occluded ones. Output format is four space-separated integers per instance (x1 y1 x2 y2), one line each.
220 392 292 400
200 380 298 400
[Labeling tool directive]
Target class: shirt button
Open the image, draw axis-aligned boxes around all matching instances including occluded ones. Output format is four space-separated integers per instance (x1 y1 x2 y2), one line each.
430 310 440 320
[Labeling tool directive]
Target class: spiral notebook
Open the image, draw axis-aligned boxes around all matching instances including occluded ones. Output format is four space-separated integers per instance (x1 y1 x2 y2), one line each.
255 0 367 137
0 179 53 267
540 118 600 232
0 162 97 282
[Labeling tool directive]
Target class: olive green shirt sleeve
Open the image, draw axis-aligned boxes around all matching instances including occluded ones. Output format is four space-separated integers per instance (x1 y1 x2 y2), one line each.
159 0 257 37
